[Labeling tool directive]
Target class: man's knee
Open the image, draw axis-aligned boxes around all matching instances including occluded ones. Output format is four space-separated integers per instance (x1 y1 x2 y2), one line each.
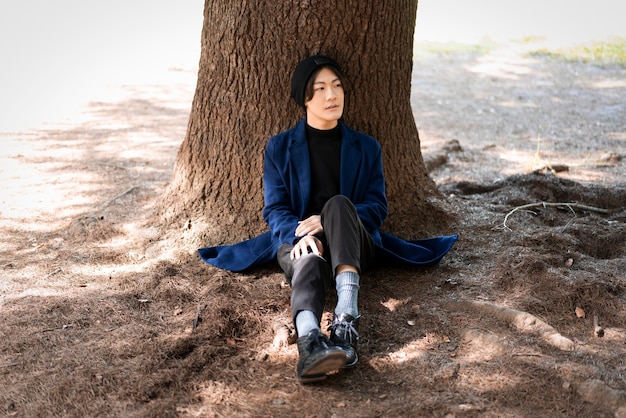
322 195 356 216
292 253 328 280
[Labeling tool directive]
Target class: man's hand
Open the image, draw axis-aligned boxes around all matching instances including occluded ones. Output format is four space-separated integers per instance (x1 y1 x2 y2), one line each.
290 235 323 260
295 215 322 237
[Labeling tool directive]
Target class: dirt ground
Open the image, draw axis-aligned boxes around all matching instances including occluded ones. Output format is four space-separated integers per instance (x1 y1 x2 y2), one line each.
1 42 625 417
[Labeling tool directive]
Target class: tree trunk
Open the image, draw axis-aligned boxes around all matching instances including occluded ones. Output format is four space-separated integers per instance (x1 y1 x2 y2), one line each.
161 0 451 247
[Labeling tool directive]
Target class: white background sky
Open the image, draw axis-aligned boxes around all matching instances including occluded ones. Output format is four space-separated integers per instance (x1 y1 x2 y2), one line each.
415 0 625 45
1 0 624 131
0 1 203 131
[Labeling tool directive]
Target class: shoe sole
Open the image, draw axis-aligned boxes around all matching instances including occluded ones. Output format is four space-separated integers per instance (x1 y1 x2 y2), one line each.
299 350 347 383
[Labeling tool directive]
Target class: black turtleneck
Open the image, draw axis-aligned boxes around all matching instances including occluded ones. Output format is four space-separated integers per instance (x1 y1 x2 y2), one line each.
306 123 342 216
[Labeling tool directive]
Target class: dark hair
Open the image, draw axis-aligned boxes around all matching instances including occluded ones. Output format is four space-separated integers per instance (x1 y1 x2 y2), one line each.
303 65 346 105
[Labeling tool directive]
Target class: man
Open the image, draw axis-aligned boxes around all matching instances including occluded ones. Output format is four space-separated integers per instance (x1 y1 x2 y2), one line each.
199 55 457 383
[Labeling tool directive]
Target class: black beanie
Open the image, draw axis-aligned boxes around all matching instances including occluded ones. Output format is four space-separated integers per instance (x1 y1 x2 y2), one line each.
290 55 343 108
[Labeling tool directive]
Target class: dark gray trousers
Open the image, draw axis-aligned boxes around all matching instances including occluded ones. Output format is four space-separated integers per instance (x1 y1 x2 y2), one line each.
277 195 376 322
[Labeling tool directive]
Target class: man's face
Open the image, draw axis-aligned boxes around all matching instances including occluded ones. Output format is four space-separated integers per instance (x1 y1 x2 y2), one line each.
305 67 344 130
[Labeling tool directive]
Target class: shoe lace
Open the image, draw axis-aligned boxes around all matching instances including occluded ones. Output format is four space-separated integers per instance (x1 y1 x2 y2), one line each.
306 331 330 351
328 318 359 342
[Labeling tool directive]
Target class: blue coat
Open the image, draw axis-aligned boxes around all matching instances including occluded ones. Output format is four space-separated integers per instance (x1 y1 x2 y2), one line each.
198 119 457 272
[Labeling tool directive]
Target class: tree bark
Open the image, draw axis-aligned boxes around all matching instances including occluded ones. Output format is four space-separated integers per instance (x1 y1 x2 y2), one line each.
161 0 451 246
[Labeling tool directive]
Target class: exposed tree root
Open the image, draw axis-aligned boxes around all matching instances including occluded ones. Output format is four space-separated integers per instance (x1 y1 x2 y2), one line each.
271 320 296 348
446 302 626 414
447 300 576 351
502 201 611 230
424 139 462 172
575 379 626 414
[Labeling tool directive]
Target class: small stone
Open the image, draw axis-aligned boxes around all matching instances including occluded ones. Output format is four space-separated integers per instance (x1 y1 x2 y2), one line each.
575 307 585 318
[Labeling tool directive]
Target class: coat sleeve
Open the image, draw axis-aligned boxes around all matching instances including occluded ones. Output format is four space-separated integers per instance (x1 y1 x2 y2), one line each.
262 137 300 246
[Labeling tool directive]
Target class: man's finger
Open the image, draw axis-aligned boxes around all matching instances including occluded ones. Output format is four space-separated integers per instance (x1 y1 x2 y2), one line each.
308 239 320 256
306 227 320 236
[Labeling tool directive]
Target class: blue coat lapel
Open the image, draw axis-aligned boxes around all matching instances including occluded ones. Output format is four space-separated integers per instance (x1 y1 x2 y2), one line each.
287 124 310 218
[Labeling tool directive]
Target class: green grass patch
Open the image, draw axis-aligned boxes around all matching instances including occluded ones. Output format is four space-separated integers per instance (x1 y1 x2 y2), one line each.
529 37 626 66
518 35 547 44
414 40 495 58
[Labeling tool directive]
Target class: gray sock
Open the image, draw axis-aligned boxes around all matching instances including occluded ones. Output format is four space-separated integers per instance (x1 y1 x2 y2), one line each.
335 271 360 318
295 310 319 337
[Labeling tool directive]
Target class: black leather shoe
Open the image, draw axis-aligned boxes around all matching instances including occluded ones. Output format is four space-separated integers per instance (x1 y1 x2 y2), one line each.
328 313 360 369
296 329 347 383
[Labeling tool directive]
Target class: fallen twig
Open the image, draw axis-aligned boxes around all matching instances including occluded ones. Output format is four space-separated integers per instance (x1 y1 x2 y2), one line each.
511 353 546 357
41 324 73 333
193 304 202 330
43 268 63 280
0 362 19 369
503 201 611 230
100 184 144 209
